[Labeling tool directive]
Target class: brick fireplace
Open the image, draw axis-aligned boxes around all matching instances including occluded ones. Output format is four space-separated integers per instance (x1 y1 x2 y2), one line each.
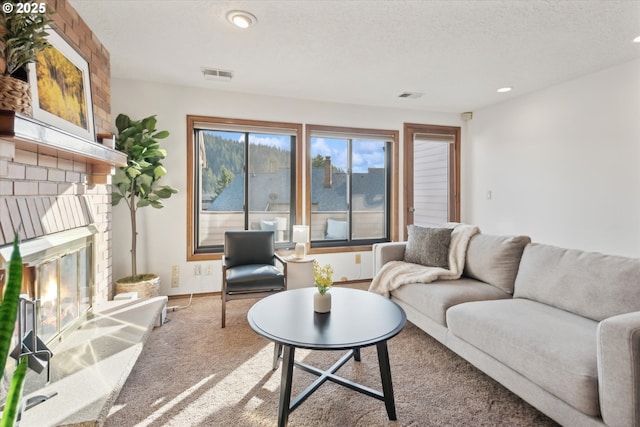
0 3 171 424
0 0 122 403
1 0 115 303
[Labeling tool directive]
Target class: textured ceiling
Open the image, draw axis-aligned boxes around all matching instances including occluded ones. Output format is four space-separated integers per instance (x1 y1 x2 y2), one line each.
68 0 640 113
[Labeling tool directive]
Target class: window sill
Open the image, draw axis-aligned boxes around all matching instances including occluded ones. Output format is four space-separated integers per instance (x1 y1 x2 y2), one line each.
308 245 374 254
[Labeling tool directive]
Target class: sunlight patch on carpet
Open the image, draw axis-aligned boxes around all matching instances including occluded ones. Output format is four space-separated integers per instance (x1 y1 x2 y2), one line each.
125 374 216 427
157 343 278 425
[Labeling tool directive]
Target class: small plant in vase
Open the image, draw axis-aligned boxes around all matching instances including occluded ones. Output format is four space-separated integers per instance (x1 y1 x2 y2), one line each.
313 262 333 313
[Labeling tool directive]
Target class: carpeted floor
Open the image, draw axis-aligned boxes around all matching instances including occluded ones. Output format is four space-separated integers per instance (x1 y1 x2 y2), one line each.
105 288 559 426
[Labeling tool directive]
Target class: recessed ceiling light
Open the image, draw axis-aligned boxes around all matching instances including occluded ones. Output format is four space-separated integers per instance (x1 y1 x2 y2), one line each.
227 10 257 29
497 87 512 93
633 35 640 43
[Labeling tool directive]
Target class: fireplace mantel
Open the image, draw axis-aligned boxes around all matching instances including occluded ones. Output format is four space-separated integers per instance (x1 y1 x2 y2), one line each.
0 110 126 170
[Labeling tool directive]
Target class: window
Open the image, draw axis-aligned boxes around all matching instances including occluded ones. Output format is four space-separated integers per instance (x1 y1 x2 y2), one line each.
187 116 302 259
306 125 399 249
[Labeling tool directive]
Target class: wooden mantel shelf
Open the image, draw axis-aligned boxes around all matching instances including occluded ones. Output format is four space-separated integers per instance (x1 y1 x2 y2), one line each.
0 110 126 167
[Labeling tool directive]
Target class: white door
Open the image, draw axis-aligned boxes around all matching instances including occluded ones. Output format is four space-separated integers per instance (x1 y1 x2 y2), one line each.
404 124 460 238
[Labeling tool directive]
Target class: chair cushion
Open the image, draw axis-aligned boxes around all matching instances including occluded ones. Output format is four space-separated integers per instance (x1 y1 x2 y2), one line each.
224 231 276 268
226 264 285 292
326 218 348 239
447 298 599 416
259 220 278 231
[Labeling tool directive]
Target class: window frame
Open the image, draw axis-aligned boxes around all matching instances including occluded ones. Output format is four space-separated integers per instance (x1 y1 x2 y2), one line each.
186 115 303 261
305 124 399 253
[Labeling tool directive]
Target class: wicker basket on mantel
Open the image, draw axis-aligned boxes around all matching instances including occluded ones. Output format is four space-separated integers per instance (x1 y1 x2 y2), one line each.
0 74 32 116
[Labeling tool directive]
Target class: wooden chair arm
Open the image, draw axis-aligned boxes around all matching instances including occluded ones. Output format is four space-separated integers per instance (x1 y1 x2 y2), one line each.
274 253 287 277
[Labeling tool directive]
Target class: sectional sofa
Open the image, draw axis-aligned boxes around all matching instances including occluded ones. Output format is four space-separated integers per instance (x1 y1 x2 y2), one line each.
371 228 640 427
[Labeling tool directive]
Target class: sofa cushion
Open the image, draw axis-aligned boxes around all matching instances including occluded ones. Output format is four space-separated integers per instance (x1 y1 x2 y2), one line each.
391 278 511 326
463 234 531 294
447 298 599 417
404 225 452 269
513 243 640 321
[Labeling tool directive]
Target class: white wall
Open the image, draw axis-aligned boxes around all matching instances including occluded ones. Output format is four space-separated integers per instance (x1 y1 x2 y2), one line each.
110 79 461 295
464 59 640 257
111 59 640 297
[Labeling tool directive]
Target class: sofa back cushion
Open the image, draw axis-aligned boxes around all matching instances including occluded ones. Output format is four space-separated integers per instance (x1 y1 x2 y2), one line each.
513 243 640 321
464 234 531 294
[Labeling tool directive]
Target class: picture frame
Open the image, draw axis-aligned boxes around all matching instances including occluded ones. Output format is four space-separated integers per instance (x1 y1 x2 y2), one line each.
28 27 95 141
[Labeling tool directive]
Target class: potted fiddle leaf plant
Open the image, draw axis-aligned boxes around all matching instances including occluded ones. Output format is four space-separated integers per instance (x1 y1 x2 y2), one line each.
0 235 28 427
0 1 52 114
111 114 178 297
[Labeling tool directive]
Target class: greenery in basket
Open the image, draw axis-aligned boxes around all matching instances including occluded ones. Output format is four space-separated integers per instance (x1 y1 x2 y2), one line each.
0 1 52 78
313 262 334 295
111 114 178 281
0 235 28 427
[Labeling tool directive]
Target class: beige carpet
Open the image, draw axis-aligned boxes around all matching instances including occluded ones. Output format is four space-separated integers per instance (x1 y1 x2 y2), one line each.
105 288 559 427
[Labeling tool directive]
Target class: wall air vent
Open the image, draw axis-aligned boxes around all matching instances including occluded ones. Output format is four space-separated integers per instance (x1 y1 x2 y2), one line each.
202 67 234 82
398 92 423 99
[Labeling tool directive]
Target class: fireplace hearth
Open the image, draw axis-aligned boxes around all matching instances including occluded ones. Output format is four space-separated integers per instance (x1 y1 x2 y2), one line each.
0 224 97 407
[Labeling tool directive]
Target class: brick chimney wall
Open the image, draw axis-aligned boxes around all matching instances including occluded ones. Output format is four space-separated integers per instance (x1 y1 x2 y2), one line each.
0 0 114 303
324 156 332 188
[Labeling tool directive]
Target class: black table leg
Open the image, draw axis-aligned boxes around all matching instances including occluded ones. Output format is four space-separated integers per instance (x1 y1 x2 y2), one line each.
278 345 295 427
376 340 397 420
273 343 283 370
353 347 361 361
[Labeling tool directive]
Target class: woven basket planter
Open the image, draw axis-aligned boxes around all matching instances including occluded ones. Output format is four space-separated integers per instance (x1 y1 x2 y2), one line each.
0 74 32 115
115 274 161 298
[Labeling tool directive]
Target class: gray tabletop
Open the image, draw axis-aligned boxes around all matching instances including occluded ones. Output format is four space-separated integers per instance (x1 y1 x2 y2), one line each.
248 287 406 350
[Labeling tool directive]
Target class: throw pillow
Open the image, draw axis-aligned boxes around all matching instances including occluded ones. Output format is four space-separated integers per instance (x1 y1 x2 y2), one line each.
404 225 452 268
326 218 348 239
260 220 277 231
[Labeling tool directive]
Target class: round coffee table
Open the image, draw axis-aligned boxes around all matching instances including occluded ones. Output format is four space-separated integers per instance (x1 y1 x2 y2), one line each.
248 287 406 426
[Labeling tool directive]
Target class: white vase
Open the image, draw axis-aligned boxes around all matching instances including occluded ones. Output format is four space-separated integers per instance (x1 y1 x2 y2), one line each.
314 291 332 313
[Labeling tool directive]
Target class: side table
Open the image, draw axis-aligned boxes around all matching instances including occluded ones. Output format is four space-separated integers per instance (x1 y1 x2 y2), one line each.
284 256 314 289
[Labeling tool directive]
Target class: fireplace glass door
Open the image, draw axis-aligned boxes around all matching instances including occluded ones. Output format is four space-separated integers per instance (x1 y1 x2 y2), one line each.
36 242 92 344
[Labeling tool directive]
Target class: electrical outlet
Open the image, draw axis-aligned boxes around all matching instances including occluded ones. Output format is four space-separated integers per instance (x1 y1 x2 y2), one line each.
355 254 361 264
205 263 214 276
194 265 201 276
340 276 348 281
171 265 179 288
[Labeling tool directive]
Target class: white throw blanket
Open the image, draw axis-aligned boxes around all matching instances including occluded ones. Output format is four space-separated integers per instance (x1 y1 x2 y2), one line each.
368 223 480 297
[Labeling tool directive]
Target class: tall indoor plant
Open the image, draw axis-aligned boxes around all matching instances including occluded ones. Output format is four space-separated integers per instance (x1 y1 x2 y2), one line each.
112 114 178 296
0 1 51 114
0 235 28 427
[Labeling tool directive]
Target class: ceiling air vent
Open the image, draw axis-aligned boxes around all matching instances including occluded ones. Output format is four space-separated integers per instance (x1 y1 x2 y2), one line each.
202 67 234 82
398 92 423 99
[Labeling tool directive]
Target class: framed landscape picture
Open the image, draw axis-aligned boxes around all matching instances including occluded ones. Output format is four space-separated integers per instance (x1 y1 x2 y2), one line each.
28 28 95 141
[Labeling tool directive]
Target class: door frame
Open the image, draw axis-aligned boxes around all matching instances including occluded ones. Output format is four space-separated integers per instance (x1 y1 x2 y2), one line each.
403 123 461 240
